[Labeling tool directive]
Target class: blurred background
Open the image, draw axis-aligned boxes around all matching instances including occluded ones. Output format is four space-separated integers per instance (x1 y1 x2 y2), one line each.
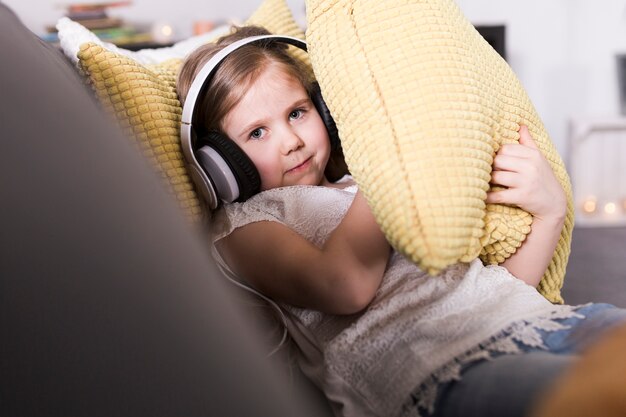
6 0 626 304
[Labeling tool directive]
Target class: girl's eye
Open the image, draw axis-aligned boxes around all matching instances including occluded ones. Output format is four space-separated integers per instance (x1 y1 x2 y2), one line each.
289 109 305 120
250 128 265 140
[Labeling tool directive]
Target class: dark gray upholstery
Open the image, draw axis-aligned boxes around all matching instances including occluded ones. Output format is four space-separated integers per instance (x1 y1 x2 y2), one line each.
0 4 325 416
563 226 626 307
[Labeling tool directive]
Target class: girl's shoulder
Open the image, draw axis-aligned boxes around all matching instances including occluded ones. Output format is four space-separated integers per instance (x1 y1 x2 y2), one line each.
212 179 357 244
244 175 357 208
245 178 357 215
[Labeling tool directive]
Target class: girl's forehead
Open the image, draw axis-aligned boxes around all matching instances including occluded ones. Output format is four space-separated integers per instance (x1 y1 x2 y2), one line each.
245 63 306 101
259 60 304 85
222 64 309 132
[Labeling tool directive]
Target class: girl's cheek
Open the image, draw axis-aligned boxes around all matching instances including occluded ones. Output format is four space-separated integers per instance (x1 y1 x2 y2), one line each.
255 159 276 182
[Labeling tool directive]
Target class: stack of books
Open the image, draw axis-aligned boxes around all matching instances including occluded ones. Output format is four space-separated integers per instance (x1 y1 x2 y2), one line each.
64 1 129 30
43 1 154 48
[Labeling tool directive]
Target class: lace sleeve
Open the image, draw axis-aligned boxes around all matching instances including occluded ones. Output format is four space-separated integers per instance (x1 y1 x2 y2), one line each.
211 195 287 245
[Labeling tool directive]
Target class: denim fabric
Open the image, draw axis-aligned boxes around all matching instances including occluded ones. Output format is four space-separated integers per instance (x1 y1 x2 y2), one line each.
429 303 626 417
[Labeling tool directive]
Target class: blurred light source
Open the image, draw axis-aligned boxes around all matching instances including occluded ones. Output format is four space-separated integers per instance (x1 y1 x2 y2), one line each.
569 119 626 227
604 201 617 215
582 197 597 214
152 22 174 44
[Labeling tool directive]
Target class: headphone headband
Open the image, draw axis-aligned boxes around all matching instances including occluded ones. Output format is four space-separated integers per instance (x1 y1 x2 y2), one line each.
180 35 309 209
181 34 307 126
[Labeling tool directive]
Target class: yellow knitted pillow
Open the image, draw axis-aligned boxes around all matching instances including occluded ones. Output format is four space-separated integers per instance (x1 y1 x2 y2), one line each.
77 46 203 221
76 0 306 223
305 0 573 303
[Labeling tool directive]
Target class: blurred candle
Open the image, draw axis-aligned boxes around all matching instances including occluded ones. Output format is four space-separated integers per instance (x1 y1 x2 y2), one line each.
582 196 597 214
604 201 617 215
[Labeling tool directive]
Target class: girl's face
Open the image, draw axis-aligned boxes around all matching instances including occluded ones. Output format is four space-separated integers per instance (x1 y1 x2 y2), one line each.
221 63 332 191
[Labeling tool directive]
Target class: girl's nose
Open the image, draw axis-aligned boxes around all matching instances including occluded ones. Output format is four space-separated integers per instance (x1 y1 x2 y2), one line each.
280 129 304 154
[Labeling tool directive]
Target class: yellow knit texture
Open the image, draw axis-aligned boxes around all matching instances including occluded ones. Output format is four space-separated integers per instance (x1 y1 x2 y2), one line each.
77 46 204 222
75 0 305 224
305 0 573 303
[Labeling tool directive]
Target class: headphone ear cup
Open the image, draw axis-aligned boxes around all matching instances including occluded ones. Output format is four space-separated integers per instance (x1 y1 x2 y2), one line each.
310 82 341 150
197 131 261 203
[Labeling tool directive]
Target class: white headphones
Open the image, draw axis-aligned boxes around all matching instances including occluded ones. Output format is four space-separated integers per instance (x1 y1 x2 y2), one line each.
180 35 311 210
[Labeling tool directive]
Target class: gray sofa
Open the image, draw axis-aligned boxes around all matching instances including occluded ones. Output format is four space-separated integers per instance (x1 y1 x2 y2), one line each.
0 3 328 416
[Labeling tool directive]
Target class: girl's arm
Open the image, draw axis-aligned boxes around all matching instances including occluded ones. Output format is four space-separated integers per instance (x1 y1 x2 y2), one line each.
218 190 391 315
486 126 567 287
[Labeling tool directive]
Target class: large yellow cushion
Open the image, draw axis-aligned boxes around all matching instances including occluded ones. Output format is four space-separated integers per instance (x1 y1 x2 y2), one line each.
76 0 306 223
305 0 573 303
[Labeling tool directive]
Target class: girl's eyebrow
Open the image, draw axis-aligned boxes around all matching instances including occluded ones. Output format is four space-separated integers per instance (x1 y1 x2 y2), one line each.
236 97 311 138
289 97 310 109
238 117 269 139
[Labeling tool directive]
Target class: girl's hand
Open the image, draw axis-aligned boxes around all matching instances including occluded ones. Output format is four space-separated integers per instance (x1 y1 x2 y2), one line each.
487 126 567 286
486 126 566 222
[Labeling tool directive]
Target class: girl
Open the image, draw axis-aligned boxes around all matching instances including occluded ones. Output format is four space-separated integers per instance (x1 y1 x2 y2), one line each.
177 25 626 417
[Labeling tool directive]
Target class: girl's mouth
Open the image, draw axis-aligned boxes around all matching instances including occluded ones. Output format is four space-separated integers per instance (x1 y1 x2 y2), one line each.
287 157 312 174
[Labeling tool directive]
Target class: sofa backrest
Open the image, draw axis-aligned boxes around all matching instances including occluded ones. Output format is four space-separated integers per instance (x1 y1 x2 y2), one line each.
0 4 324 416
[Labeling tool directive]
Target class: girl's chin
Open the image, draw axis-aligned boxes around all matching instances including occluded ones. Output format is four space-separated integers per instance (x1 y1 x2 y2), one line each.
282 170 326 187
262 171 327 190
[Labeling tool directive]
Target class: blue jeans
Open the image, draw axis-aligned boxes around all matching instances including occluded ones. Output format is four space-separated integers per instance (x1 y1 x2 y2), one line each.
430 303 626 417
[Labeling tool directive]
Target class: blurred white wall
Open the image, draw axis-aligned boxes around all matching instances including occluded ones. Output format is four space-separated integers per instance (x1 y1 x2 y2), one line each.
6 0 626 156
4 0 306 38
456 0 626 157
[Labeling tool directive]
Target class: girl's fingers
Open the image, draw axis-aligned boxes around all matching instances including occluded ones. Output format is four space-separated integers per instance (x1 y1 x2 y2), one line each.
518 125 539 149
497 126 539 158
492 153 531 173
498 143 533 159
487 126 557 215
490 170 520 188
486 188 520 206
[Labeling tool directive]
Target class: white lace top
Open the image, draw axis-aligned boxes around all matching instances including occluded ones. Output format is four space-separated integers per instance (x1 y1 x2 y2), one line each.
211 180 581 417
